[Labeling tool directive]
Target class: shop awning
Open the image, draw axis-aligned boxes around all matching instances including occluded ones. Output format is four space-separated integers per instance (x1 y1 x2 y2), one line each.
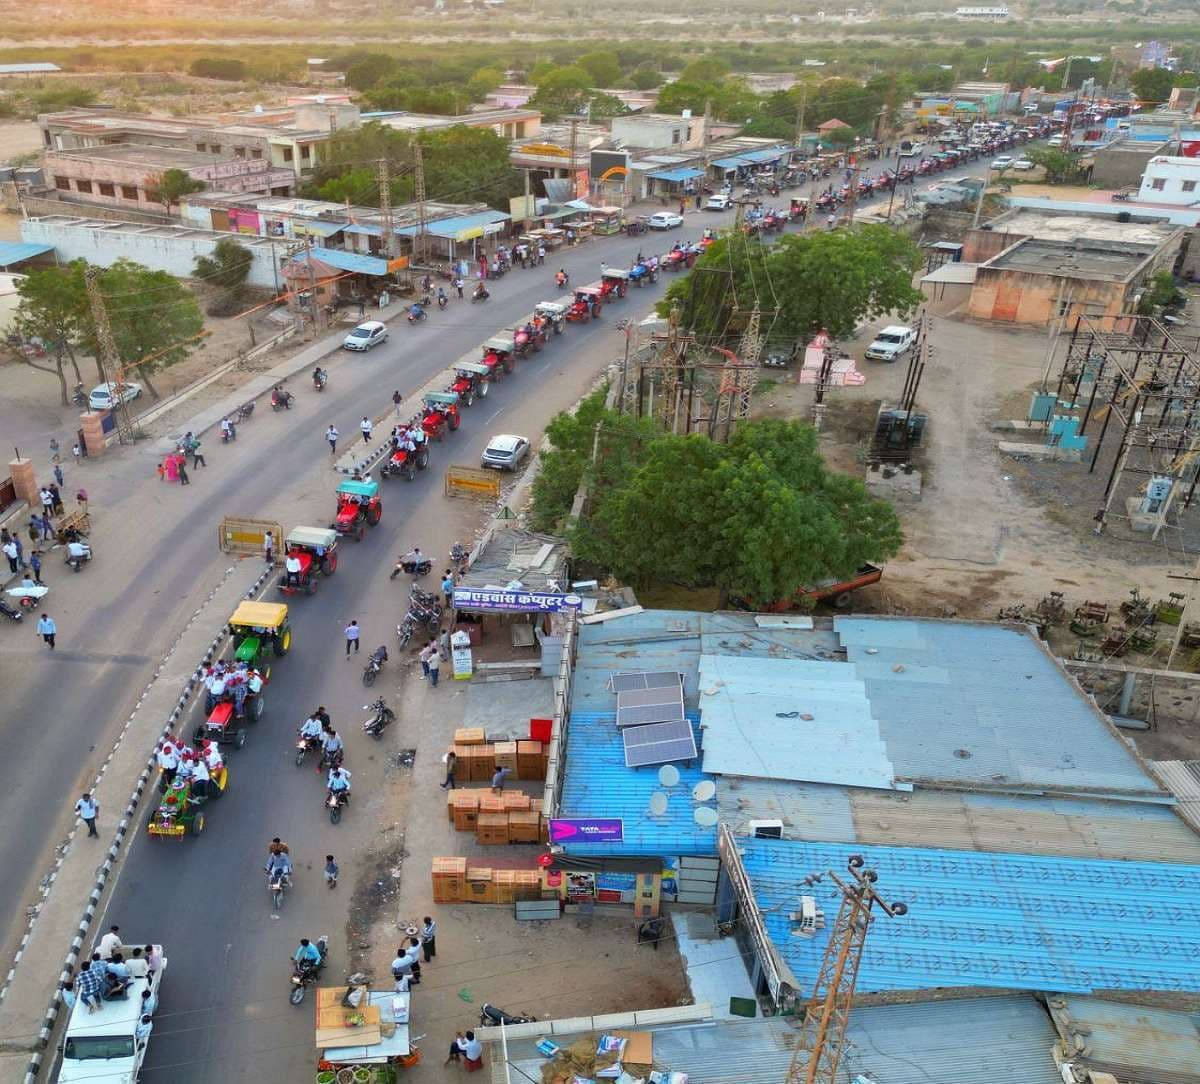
0 241 54 267
739 148 788 163
647 166 705 182
303 247 390 276
396 210 511 243
711 155 752 169
291 219 348 238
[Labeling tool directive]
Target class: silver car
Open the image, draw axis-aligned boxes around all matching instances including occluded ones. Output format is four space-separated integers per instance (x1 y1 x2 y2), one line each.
480 434 530 471
342 321 388 352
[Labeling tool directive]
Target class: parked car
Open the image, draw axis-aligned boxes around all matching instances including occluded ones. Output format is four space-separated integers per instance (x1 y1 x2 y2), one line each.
647 211 684 230
1047 134 1065 147
87 382 142 412
704 194 732 211
1012 157 1035 171
864 325 917 363
990 155 1015 170
342 321 388 352
480 434 531 471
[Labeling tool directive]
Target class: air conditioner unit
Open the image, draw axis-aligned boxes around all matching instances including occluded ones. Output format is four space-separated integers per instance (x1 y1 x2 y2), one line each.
788 896 825 938
749 819 783 839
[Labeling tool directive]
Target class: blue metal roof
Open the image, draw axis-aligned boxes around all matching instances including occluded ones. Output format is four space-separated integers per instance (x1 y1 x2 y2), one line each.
0 240 54 266
835 616 1163 797
740 837 1200 995
711 155 752 169
738 148 788 163
558 710 717 857
647 167 705 182
343 223 384 237
293 220 348 238
300 248 389 276
395 210 510 239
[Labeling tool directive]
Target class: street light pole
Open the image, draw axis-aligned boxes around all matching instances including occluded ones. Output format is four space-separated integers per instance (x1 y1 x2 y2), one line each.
885 150 914 224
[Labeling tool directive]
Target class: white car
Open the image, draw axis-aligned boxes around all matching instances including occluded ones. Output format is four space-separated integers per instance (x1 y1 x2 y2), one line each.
647 211 684 230
705 194 731 211
342 321 388 352
87 382 142 412
1047 134 1065 147
480 434 531 471
990 155 1015 171
864 325 917 363
1012 157 1035 171
57 943 165 1083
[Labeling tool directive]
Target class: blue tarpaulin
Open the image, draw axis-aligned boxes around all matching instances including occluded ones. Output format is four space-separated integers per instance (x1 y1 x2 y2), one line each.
298 247 390 276
647 167 705 182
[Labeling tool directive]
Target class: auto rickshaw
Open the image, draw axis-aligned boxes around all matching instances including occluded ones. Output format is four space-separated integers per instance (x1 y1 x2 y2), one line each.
481 336 516 378
567 286 603 323
598 267 629 300
449 362 492 406
332 478 382 541
421 391 462 442
278 526 338 596
147 767 228 838
535 300 568 335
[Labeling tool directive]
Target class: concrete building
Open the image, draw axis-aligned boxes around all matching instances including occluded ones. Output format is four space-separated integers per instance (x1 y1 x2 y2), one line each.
610 113 706 152
954 5 1010 16
1091 137 1175 189
1138 154 1200 206
371 106 540 141
44 145 294 212
511 124 608 200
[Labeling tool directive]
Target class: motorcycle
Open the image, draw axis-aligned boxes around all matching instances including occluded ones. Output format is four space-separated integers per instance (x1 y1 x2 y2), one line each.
479 1003 537 1027
0 599 22 622
268 866 291 910
449 542 469 575
295 733 322 767
313 368 328 392
327 787 349 824
555 273 569 291
235 401 255 422
408 305 428 325
270 388 293 412
362 644 388 687
407 598 442 630
289 936 328 1005
410 585 440 608
71 382 86 407
362 697 396 739
471 288 490 304
221 421 237 444
390 555 433 579
396 613 417 649
66 544 92 573
436 293 449 310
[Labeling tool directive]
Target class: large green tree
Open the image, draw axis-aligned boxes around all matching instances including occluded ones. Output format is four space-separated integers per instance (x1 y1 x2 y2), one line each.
194 237 254 315
147 168 205 213
12 262 88 405
660 226 923 349
346 53 399 92
530 64 593 116
1130 67 1174 103
573 419 903 602
577 50 622 88
1024 145 1087 184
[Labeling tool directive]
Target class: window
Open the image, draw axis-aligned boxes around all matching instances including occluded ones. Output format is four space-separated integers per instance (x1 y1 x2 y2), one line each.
42 129 51 147
251 148 262 160
121 185 138 200
1183 180 1197 193
98 182 115 197
210 144 221 154
196 143 206 152
671 129 681 144
282 147 294 163
54 175 70 191
234 147 245 159
300 145 310 160
75 179 92 193
1151 178 1166 191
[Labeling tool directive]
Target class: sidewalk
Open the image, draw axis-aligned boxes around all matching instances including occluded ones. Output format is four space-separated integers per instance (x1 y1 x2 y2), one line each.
0 557 268 1081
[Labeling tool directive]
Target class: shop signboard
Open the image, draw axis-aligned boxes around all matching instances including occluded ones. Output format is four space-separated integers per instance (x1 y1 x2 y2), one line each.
452 587 583 614
548 817 624 844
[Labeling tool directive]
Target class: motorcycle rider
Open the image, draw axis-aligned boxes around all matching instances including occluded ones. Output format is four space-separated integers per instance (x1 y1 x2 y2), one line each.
221 417 235 442
298 713 324 753
266 848 293 885
408 301 426 322
319 724 344 768
312 366 327 390
472 282 489 302
293 938 321 971
327 765 352 804
436 286 448 310
555 269 568 289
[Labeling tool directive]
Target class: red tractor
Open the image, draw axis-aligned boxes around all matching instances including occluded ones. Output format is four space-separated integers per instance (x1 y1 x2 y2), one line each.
332 478 382 542
598 268 629 301
661 245 698 272
421 391 462 442
481 336 516 379
380 439 430 481
566 286 603 323
448 362 492 406
512 321 546 358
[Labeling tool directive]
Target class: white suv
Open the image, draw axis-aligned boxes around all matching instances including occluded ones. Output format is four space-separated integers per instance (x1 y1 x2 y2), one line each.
57 945 165 1083
864 325 917 363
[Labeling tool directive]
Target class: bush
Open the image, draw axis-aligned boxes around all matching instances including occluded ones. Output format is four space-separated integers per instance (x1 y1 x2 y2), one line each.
189 57 247 81
29 86 97 110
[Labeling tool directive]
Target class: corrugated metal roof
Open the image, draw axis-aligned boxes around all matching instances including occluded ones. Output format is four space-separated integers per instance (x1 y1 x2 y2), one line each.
712 155 753 168
1152 760 1200 834
559 710 717 857
835 616 1163 797
0 62 60 73
0 240 54 266
395 209 510 239
1047 995 1200 1084
294 219 348 237
697 654 900 790
488 999 1060 1084
739 837 1200 995
647 167 705 181
296 248 389 276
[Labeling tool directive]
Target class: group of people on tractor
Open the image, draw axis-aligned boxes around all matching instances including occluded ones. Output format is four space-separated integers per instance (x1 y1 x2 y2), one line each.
156 737 224 798
202 660 265 717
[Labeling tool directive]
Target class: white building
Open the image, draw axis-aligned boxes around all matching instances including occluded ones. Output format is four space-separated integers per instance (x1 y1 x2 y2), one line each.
1138 155 1200 206
955 6 1010 17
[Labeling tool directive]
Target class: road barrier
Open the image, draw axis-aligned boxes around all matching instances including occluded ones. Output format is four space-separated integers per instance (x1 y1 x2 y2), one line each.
444 466 502 499
217 516 284 560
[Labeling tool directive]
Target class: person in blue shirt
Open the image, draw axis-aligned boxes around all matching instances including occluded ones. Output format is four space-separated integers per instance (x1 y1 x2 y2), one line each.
293 939 322 968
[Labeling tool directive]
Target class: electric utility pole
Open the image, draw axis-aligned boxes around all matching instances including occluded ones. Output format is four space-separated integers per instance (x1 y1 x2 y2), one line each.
85 268 135 445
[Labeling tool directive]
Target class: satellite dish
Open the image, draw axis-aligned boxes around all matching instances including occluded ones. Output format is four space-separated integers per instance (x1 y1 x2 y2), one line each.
692 780 716 802
658 764 680 787
648 792 669 816
694 806 719 827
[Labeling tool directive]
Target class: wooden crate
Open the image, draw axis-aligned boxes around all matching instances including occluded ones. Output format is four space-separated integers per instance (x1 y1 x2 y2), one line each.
493 740 518 772
432 856 467 903
469 744 496 783
512 869 543 901
502 792 531 811
493 869 518 905
465 866 496 904
451 792 480 832
454 727 485 746
476 812 510 846
478 794 506 814
517 740 544 780
507 810 541 843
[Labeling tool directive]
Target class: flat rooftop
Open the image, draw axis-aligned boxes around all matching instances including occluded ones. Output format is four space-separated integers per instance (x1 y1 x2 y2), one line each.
49 143 234 169
987 207 1181 247
24 214 290 249
984 236 1158 281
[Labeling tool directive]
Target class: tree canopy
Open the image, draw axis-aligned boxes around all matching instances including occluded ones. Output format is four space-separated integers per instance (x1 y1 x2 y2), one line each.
577 50 622 88
194 237 254 316
1130 67 1175 104
148 168 205 211
1024 145 1088 184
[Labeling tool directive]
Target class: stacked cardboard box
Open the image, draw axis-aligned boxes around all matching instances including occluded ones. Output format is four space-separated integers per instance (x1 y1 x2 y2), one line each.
432 856 467 903
476 812 510 845
446 790 543 843
450 740 546 783
508 810 542 843
448 791 480 831
454 727 485 746
494 869 544 904
517 740 543 780
493 741 518 774
436 865 544 906
465 866 496 904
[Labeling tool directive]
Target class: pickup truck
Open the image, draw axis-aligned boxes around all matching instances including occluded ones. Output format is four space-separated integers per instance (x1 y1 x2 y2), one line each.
730 563 883 613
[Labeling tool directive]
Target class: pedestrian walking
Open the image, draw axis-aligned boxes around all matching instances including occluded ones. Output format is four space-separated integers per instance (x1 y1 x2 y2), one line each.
49 437 61 464
419 640 434 679
75 792 98 837
39 514 54 541
360 416 373 444
37 613 57 649
39 486 54 518
72 442 81 465
344 619 360 656
326 424 339 455
537 243 546 265
441 570 454 608
695 192 702 210
49 483 63 514
421 916 436 961
440 749 457 790
324 854 339 889
454 277 464 300
30 550 43 585
75 487 88 511
2 536 19 574
176 455 190 486
357 298 367 318
184 432 206 468
679 198 686 216
428 647 441 688
53 463 64 488
392 390 403 414
491 765 509 793
263 531 276 565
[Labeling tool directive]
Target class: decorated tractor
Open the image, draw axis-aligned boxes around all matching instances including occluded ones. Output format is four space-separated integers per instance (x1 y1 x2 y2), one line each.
147 767 228 839
535 300 568 336
278 525 337 597
627 261 658 287
332 477 382 541
788 198 809 221
380 437 430 481
567 286 603 323
512 320 546 358
449 362 492 406
481 336 516 379
421 391 462 442
598 268 629 301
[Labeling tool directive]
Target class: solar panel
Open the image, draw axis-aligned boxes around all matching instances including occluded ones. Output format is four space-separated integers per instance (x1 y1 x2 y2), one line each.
611 670 682 693
624 719 698 768
616 685 685 729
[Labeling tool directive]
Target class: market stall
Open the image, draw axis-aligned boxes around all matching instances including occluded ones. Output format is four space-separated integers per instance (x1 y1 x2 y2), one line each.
315 986 416 1082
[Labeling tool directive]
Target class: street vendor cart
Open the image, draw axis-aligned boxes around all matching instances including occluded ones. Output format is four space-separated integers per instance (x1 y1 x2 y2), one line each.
316 987 417 1080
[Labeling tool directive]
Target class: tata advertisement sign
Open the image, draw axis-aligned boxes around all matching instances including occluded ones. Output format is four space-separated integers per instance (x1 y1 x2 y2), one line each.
452 587 583 614
548 818 624 845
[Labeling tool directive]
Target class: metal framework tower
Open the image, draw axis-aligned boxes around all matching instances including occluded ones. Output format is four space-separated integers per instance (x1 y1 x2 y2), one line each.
785 857 907 1084
412 140 428 266
377 157 397 261
84 268 136 445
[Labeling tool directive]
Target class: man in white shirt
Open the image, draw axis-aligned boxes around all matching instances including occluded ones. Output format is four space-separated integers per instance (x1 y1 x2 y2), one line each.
445 1030 483 1066
98 926 122 961
360 416 373 444
191 755 211 798
125 948 150 979
326 424 339 455
285 553 302 586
